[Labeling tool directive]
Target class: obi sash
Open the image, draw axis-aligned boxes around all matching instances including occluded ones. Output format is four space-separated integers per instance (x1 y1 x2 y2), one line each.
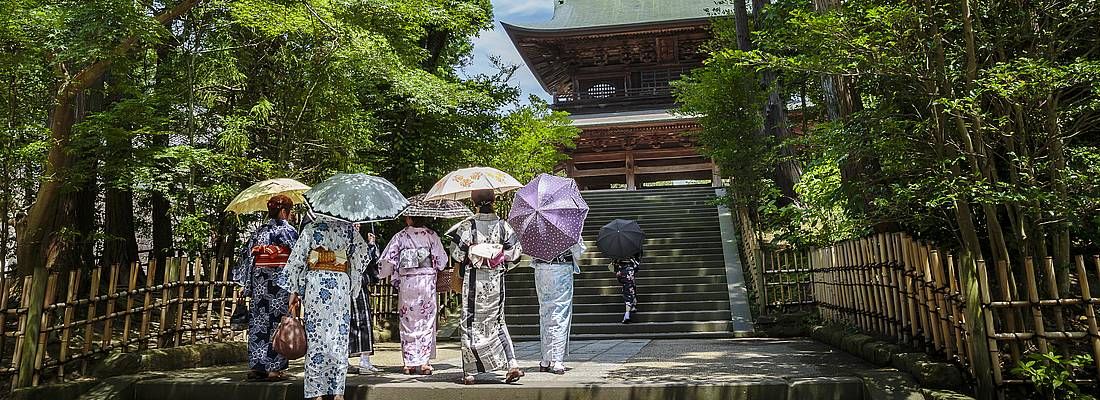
308 248 348 273
252 245 291 268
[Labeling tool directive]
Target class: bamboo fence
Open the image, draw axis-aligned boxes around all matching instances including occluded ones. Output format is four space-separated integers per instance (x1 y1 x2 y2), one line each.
758 232 1100 392
0 255 459 392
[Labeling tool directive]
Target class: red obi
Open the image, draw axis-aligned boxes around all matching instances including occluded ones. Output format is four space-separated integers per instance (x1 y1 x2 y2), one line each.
252 245 291 268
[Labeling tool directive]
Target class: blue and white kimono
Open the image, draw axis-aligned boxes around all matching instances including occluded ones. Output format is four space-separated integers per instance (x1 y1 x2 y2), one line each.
235 219 298 374
280 219 369 399
531 242 585 367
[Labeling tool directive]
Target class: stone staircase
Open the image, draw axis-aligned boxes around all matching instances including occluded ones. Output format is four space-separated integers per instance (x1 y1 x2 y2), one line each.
504 186 738 340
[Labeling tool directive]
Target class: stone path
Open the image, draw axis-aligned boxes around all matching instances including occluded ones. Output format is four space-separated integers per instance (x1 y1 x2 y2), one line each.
126 338 886 400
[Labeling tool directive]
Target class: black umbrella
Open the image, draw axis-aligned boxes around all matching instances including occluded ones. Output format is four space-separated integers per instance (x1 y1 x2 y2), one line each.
596 219 646 259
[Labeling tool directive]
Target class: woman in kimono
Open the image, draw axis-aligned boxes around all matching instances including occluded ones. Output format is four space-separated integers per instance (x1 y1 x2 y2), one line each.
378 216 448 375
281 217 369 400
347 230 381 374
234 195 298 382
611 255 641 323
447 189 524 385
531 242 585 374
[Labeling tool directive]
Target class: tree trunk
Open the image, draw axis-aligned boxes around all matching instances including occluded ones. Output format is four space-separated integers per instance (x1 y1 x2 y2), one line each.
151 45 174 275
14 0 204 388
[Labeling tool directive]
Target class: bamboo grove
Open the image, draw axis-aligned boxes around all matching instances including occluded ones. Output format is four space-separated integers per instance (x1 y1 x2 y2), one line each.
677 0 1100 398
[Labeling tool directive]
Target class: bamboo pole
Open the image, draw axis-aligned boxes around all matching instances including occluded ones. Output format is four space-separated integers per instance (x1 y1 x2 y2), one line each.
995 259 1022 365
190 258 202 344
11 276 31 388
0 275 10 356
122 262 139 350
158 257 177 348
204 257 217 343
174 256 187 346
58 269 80 380
82 267 102 373
102 264 120 349
217 258 231 341
976 260 1004 388
1023 258 1048 354
948 255 967 363
31 273 58 386
1042 257 1066 337
1074 256 1100 382
140 259 158 349
930 250 954 358
902 235 921 344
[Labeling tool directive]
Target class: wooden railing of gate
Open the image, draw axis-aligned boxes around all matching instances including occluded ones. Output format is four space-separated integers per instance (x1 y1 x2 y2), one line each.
759 232 1100 392
0 256 459 392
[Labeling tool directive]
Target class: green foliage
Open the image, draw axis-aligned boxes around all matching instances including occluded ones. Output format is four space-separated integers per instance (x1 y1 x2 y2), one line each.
1011 352 1097 400
482 97 579 183
0 0 573 262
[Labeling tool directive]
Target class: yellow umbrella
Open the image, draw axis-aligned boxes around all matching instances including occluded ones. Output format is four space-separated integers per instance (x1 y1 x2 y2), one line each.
225 178 311 214
424 167 522 201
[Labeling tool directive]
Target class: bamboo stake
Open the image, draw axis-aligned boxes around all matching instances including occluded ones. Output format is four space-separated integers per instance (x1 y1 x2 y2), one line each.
82 267 102 373
10 276 31 388
1042 257 1066 337
995 259 1022 365
58 269 80 380
122 262 139 350
902 235 921 343
174 256 187 346
204 257 217 343
948 255 967 362
158 257 176 348
930 250 954 358
1074 256 1100 382
140 259 158 349
0 275 10 356
190 258 202 344
31 273 58 386
976 260 1004 387
102 264 120 349
217 258 231 341
1023 258 1048 354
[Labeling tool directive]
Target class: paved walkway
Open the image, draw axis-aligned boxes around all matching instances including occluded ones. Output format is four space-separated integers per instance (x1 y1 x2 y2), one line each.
128 338 887 400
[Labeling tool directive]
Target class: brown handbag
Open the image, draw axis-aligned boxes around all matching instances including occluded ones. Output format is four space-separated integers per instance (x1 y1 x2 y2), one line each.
272 315 307 360
436 268 457 294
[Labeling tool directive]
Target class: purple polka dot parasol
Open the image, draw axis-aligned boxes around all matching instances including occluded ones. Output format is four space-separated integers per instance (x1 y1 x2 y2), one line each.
506 173 589 261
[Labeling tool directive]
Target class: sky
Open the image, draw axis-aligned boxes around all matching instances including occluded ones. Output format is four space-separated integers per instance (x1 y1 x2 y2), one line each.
461 0 555 105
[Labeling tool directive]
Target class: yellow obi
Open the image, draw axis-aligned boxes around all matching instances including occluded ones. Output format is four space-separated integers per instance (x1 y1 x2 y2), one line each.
307 248 348 273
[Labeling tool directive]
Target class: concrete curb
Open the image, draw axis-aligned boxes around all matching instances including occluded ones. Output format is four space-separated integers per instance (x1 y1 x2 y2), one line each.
12 342 249 400
809 324 975 398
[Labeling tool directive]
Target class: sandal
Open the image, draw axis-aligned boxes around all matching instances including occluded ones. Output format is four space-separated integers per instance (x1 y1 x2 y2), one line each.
505 368 524 383
538 363 550 373
462 375 477 385
246 370 266 382
402 367 416 375
420 365 433 376
266 371 290 382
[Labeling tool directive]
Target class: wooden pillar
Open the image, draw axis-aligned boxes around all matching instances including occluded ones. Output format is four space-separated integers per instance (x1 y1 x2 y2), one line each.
625 152 637 190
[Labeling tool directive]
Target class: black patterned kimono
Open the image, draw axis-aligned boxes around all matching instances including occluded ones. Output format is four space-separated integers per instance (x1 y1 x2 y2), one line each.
234 219 299 373
349 240 381 355
614 258 640 309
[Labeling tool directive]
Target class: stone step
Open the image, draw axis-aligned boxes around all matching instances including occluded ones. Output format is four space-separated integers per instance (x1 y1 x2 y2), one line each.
581 203 716 214
581 220 721 231
581 214 720 226
507 320 734 336
507 266 729 279
509 330 745 341
504 282 731 297
507 290 731 305
574 240 724 251
581 192 717 203
505 299 731 315
504 274 729 288
506 310 734 325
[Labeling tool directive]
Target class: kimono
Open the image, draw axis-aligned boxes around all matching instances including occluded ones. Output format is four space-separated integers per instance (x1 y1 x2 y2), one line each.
446 213 523 376
280 219 369 399
531 242 585 366
614 258 641 309
234 219 298 374
378 227 449 367
348 241 380 356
